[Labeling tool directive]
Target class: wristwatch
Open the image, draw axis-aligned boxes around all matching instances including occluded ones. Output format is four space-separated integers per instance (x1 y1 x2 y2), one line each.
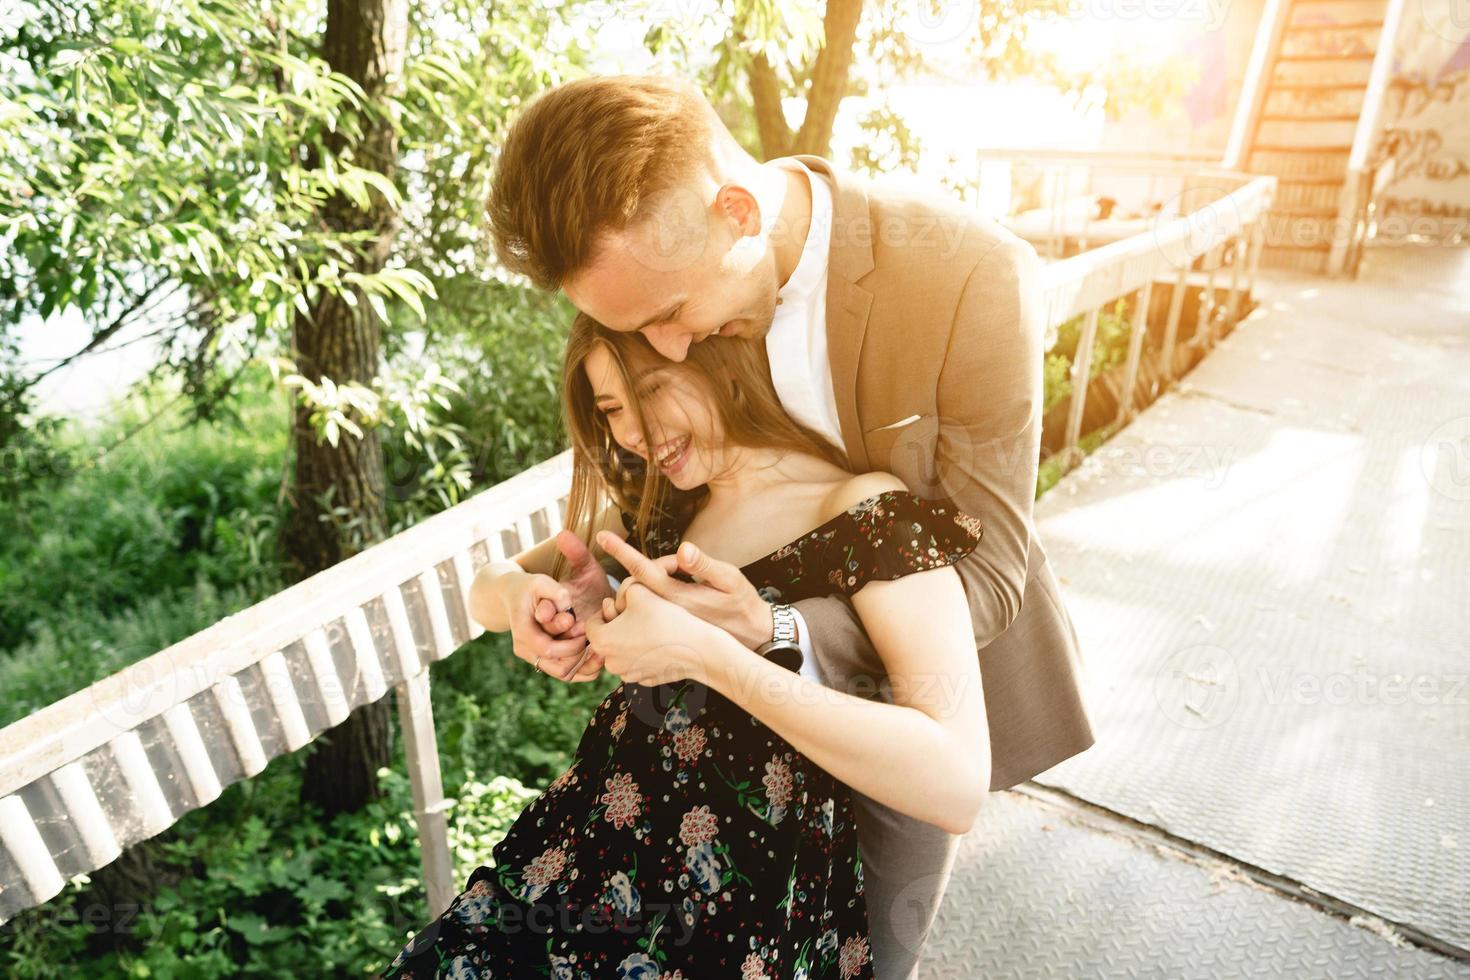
755 603 804 673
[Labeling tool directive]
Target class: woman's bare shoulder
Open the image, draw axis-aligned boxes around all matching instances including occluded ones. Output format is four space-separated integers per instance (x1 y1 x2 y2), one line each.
819 471 910 523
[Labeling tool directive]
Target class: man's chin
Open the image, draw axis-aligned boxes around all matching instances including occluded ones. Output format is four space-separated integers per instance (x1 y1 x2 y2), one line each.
730 314 775 341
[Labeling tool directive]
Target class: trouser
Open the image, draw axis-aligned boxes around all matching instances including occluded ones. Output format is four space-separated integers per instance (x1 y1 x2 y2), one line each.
849 784 965 980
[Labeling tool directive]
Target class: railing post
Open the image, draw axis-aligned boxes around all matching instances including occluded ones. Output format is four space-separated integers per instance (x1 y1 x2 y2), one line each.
1115 282 1153 429
1195 243 1222 351
1246 217 1266 303
1063 306 1101 473
397 669 456 918
1161 261 1190 387
1225 233 1246 331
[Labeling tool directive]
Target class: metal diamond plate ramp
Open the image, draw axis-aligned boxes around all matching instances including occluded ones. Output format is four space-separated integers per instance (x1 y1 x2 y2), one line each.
1030 247 1470 954
920 791 1470 979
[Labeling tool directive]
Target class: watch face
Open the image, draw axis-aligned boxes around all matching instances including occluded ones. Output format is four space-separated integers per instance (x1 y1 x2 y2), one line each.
763 644 803 674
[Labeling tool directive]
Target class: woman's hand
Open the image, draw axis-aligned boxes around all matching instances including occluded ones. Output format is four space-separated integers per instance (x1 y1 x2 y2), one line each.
496 570 600 682
583 582 724 687
596 531 773 650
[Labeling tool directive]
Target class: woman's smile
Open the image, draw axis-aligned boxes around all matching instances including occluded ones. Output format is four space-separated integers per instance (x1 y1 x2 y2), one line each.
655 434 693 475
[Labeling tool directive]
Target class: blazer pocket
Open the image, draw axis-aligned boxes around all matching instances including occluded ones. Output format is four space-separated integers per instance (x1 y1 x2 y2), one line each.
861 413 942 493
864 413 924 434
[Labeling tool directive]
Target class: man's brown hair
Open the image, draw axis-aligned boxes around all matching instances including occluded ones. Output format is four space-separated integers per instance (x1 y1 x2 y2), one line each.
488 74 723 291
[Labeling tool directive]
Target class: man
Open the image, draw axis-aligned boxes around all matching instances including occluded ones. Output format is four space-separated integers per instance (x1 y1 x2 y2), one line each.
486 74 1094 979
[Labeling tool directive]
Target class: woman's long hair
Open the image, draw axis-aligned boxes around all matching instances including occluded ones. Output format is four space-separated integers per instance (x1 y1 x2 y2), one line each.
551 312 851 580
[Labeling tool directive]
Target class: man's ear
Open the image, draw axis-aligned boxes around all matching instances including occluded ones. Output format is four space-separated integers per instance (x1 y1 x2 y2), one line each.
715 183 761 238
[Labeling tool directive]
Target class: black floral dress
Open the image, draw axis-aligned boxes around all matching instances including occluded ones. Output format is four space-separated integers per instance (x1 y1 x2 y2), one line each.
379 490 983 980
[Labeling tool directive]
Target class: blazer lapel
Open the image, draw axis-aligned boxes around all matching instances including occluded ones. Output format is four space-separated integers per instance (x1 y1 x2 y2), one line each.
793 154 874 472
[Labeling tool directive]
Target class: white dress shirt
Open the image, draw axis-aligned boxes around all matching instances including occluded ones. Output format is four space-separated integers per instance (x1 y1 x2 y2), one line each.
765 158 845 453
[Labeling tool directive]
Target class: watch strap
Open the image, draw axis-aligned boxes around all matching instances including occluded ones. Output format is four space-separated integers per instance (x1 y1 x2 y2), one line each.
756 603 803 673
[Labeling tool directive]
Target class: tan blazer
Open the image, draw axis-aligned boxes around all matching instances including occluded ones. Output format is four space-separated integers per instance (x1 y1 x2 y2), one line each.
788 156 1096 791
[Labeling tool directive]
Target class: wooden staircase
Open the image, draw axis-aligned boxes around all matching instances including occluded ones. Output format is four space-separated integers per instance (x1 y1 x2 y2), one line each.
1225 0 1406 275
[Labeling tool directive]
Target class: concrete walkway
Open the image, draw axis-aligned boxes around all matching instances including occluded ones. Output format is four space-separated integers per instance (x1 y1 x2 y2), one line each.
920 246 1470 978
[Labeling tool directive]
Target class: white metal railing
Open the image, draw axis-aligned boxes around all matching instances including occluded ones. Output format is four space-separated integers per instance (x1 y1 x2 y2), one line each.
973 150 1224 260
0 451 577 923
0 161 1276 928
1021 162 1278 471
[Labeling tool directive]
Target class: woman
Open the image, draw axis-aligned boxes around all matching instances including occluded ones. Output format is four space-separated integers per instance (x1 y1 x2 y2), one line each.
380 313 990 979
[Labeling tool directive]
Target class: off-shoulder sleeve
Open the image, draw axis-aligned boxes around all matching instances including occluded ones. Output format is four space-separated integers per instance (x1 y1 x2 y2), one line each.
822 490 983 596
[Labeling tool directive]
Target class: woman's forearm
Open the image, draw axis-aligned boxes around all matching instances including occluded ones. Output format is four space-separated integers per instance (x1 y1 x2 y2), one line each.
467 560 530 633
695 629 987 835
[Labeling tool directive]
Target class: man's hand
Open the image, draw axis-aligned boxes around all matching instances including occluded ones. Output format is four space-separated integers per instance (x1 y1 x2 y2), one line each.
508 529 614 682
595 531 773 650
583 582 720 687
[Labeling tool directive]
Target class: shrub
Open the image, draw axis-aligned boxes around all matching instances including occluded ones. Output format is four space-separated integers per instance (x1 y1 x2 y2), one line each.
0 758 542 979
0 368 288 652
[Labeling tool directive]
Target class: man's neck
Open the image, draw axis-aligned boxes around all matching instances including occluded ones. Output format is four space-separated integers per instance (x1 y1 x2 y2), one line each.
765 161 813 290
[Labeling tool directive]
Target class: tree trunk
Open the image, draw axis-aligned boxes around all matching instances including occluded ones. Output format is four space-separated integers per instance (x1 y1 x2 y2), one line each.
748 52 791 160
290 0 408 819
791 0 864 156
746 0 865 160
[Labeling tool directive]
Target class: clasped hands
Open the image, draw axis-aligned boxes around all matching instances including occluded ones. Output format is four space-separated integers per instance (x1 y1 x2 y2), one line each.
519 528 771 688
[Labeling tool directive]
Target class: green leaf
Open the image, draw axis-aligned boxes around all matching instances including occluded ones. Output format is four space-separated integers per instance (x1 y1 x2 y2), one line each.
52 49 89 70
298 877 348 907
356 168 401 207
225 912 281 945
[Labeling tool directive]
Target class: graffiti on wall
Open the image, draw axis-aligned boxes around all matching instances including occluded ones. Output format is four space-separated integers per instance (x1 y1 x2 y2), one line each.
1383 0 1470 237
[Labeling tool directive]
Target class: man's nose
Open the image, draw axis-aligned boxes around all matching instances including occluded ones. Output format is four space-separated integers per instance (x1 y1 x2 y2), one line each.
644 324 691 362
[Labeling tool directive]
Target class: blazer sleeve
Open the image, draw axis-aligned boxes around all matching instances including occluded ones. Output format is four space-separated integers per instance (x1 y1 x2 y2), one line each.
930 235 1046 647
791 235 1045 685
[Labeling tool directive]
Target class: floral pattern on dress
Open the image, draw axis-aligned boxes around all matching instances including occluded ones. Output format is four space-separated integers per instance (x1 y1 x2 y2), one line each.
380 490 981 979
